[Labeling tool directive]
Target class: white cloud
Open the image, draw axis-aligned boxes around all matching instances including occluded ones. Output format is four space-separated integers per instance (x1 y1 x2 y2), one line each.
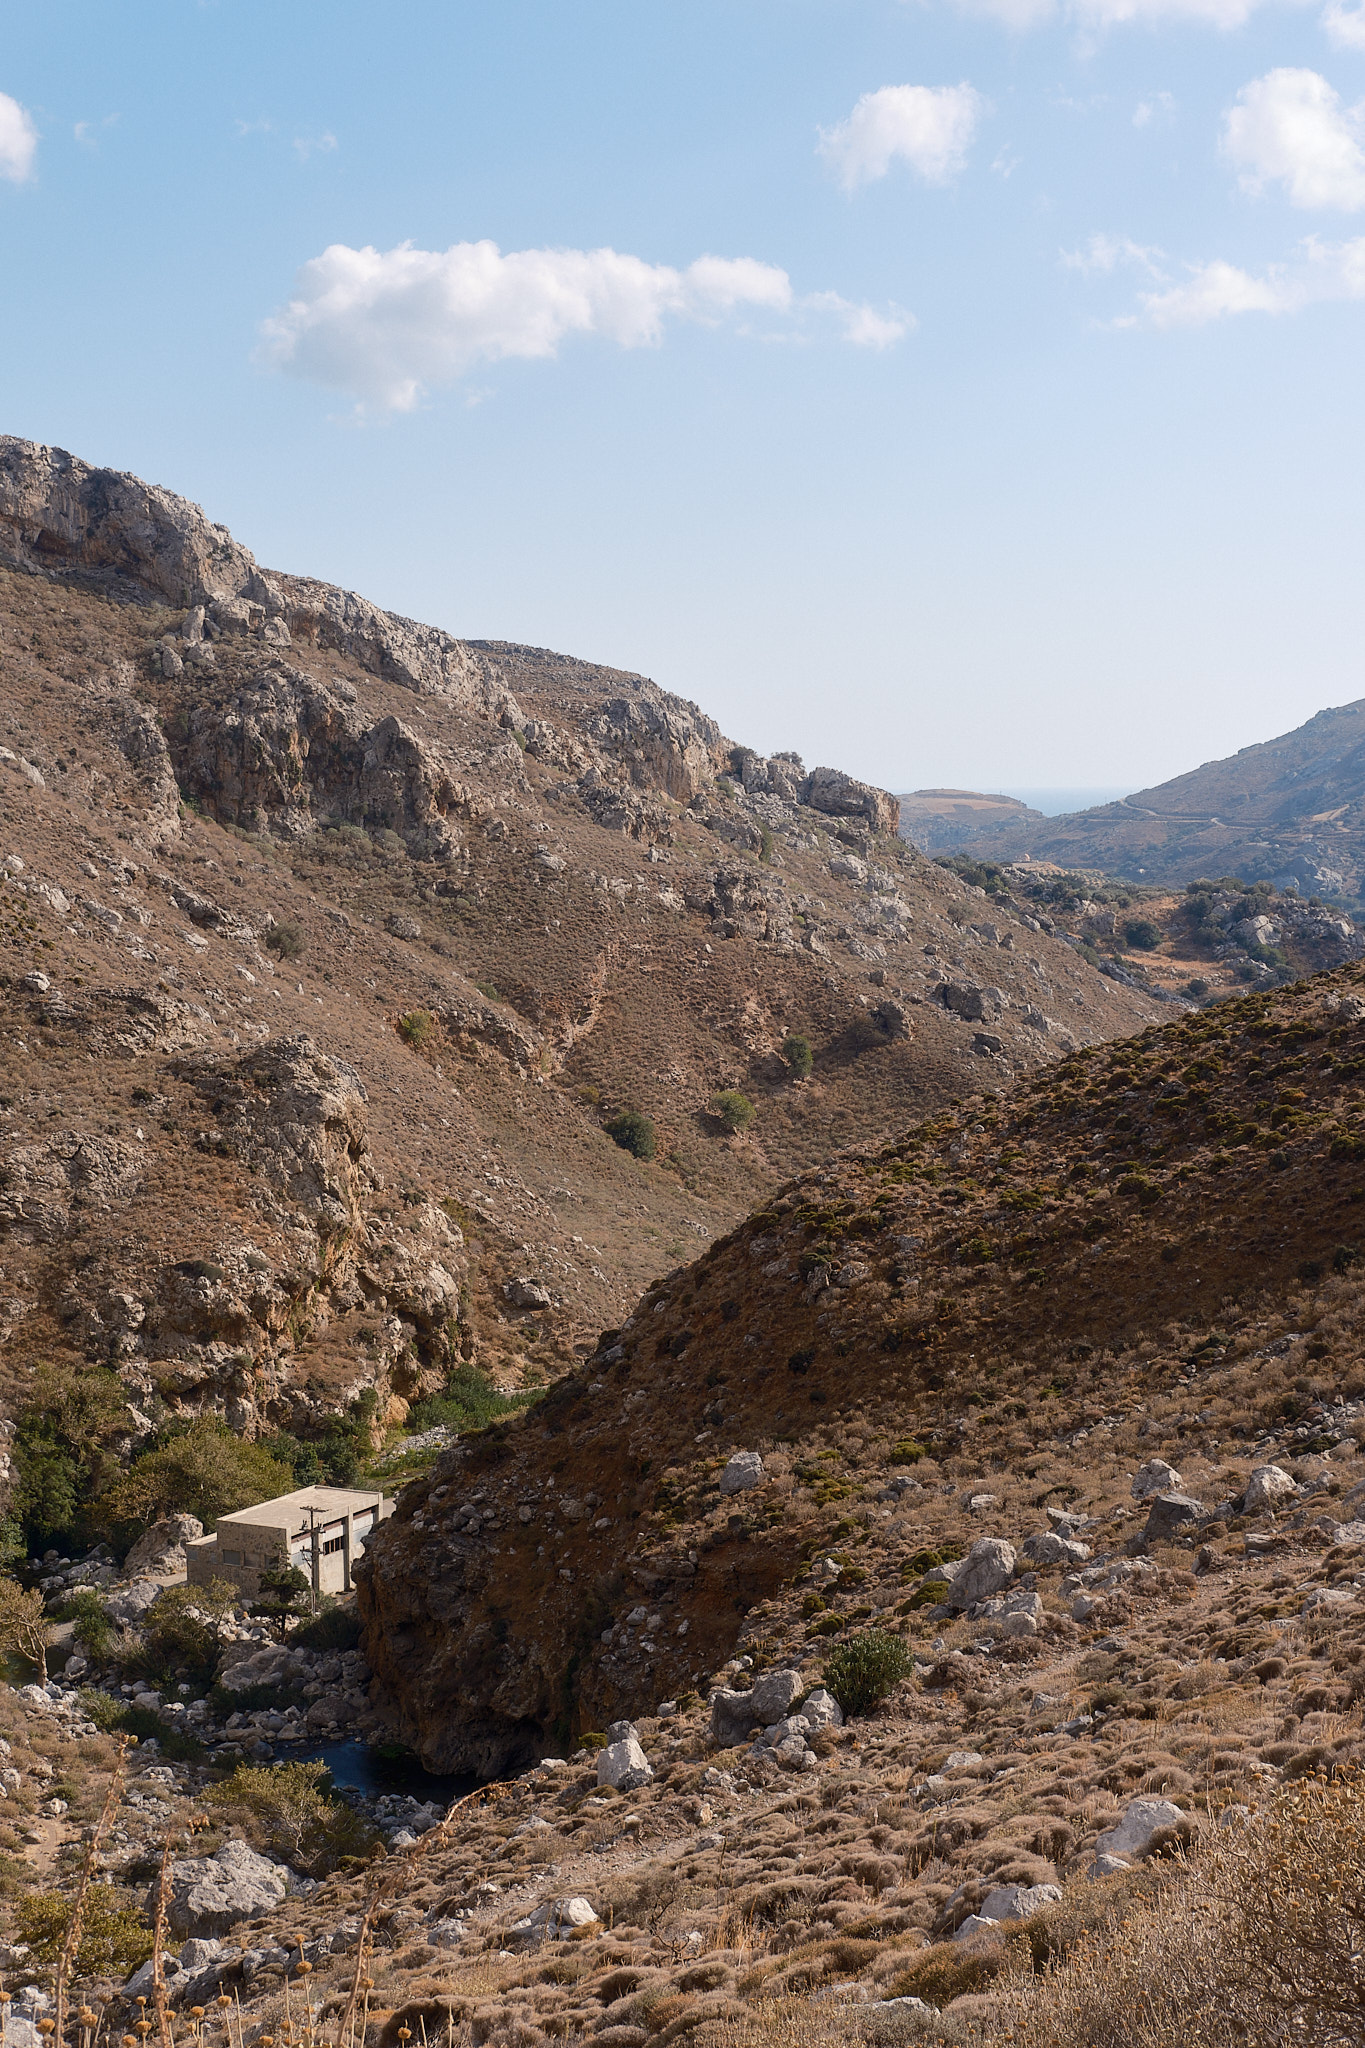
1323 0 1365 48
293 131 337 162
1061 232 1165 275
818 84 985 192
954 0 1299 30
1223 68 1365 210
0 92 37 183
1132 235 1365 322
260 239 905 410
1133 91 1176 127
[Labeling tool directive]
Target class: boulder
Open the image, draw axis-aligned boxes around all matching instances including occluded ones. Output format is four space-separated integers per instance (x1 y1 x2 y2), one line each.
163 1840 293 1938
427 1919 464 1949
800 1687 844 1730
747 1667 803 1724
1089 1853 1132 1879
952 1914 1007 1946
948 1537 1017 1611
1243 1464 1297 1514
102 1579 163 1627
1131 1459 1182 1501
1144 1493 1204 1543
503 1277 552 1311
509 1897 600 1943
597 1735 654 1792
978 1883 1062 1922
1021 1531 1091 1567
709 1689 761 1748
718 1452 764 1497
802 766 899 835
124 1514 205 1579
1094 1798 1189 1861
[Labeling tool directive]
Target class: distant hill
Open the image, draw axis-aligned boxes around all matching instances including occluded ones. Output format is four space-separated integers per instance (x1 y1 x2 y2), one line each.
902 697 1365 902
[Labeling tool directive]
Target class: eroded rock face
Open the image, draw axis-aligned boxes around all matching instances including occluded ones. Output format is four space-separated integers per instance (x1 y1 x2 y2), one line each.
124 1514 204 1579
162 1840 293 1938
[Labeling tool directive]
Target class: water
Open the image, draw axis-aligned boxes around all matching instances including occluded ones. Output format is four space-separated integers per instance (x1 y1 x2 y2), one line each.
1000 787 1131 817
302 1735 476 1804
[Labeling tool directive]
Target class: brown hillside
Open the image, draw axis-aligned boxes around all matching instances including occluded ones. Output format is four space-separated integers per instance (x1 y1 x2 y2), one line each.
361 964 1365 1772
0 434 1154 1461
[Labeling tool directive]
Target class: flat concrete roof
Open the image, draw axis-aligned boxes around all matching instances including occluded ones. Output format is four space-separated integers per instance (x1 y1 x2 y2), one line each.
212 1486 387 1534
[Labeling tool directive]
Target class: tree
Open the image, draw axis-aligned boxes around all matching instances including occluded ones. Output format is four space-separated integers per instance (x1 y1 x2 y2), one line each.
782 1034 814 1081
207 1760 377 1875
0 1576 51 1684
605 1109 656 1160
98 1418 293 1537
249 1561 313 1639
11 1365 128 1550
138 1579 238 1685
712 1089 756 1134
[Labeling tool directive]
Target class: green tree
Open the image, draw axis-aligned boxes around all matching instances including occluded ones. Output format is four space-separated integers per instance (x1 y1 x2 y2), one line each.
782 1034 814 1081
138 1579 238 1685
249 1561 313 1639
207 1760 377 1875
16 1887 153 1975
712 1089 756 1133
98 1419 292 1538
11 1366 128 1550
605 1109 656 1160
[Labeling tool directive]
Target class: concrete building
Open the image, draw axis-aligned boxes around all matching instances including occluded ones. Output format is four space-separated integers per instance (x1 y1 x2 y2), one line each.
185 1486 392 1601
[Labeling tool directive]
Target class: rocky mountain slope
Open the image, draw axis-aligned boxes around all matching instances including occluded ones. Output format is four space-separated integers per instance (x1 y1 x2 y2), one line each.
360 964 1365 1776
912 698 1365 903
0 434 1156 1459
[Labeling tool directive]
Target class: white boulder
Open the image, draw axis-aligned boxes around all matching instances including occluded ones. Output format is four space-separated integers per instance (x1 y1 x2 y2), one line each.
163 1840 293 1938
124 1514 205 1579
597 1734 654 1792
719 1452 765 1497
948 1537 1017 1611
978 1883 1062 1922
510 1897 600 1942
1243 1464 1297 1514
1132 1459 1182 1501
1094 1798 1188 1861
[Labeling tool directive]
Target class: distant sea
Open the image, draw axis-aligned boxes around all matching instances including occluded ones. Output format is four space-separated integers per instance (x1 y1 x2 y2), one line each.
1000 787 1130 817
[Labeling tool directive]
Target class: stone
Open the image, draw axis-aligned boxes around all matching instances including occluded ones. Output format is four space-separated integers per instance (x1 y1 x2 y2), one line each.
1089 1853 1132 1879
102 1579 164 1627
978 1883 1062 1922
1021 1531 1091 1567
597 1735 654 1792
504 1277 552 1311
305 1693 349 1730
427 1919 464 1949
952 1914 1007 1945
1094 1798 1189 1862
124 1514 205 1579
162 1840 293 1938
948 1537 1017 1610
747 1667 803 1724
1243 1464 1297 1514
509 1896 600 1942
1302 1587 1357 1616
800 1687 844 1730
709 1690 760 1747
1144 1493 1204 1542
719 1452 764 1497
1132 1459 1182 1501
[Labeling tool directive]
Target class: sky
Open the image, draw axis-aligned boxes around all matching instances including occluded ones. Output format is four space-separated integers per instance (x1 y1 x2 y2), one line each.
1 1 1364 797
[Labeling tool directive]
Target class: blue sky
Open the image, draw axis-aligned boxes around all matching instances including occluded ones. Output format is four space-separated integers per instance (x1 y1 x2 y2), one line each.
2 0 1363 795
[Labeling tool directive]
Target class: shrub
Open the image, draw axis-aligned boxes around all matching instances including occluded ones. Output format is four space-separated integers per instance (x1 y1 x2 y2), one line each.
822 1629 913 1717
606 1109 656 1159
890 1439 926 1464
265 920 304 960
291 1600 364 1653
1124 919 1163 951
249 1562 313 1639
713 1090 756 1133
398 1008 435 1049
56 1588 117 1664
137 1579 237 1684
782 1034 814 1080
16 1886 153 1974
97 1418 293 1539
10 1365 129 1550
0 1577 51 1683
406 1361 539 1436
207 1761 378 1875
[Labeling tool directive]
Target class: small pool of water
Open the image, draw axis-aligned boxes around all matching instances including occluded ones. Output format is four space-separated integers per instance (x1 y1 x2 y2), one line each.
300 1736 476 1805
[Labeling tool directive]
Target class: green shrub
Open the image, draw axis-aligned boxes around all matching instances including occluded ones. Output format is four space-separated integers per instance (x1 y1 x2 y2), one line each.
712 1090 756 1133
398 1008 435 1049
822 1629 913 1717
1124 919 1163 951
207 1761 378 1876
265 920 304 960
16 1886 152 1974
56 1589 116 1664
406 1360 540 1437
290 1601 364 1653
605 1109 656 1159
890 1439 926 1464
782 1034 814 1080
249 1563 313 1639
137 1580 237 1684
11 1365 129 1550
97 1419 293 1540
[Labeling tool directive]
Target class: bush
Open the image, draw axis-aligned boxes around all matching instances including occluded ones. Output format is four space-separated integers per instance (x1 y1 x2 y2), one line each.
605 1109 656 1159
249 1562 313 1639
290 1600 364 1653
713 1090 756 1133
890 1439 926 1464
11 1366 129 1550
406 1361 539 1436
97 1418 293 1539
265 920 304 960
398 1008 435 1049
1124 919 1163 951
822 1629 913 1717
782 1034 814 1081
16 1886 152 1974
136 1579 237 1685
207 1761 378 1876
56 1588 117 1664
